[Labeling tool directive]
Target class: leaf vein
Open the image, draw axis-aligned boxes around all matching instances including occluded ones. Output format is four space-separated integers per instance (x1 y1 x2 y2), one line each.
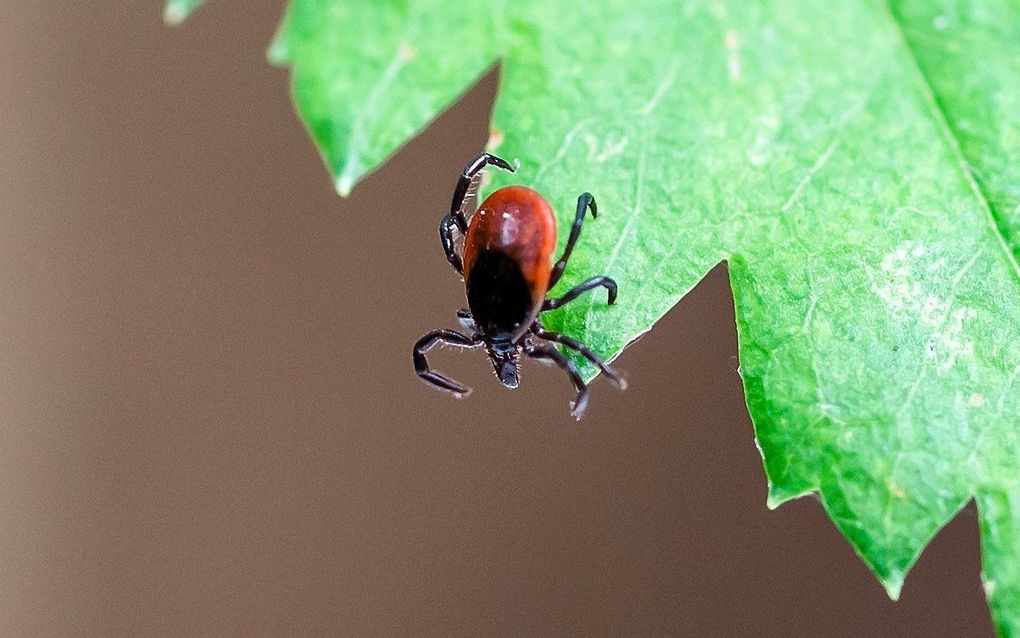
883 1 1020 283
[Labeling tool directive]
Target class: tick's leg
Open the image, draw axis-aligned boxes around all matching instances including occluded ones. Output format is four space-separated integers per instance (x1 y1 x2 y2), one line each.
456 309 476 331
549 192 597 288
439 214 463 274
532 325 626 389
413 329 480 398
450 152 516 231
524 342 589 419
543 275 618 311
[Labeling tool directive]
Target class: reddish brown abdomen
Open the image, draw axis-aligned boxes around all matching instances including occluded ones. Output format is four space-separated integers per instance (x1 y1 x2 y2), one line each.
462 186 557 339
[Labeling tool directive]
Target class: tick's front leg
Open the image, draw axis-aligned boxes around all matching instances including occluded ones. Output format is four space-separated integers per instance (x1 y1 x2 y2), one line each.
413 329 480 398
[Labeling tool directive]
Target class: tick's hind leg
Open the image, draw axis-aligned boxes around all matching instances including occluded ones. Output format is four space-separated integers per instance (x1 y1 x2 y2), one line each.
532 325 626 389
413 329 480 398
524 342 589 419
543 275 617 311
549 192 597 287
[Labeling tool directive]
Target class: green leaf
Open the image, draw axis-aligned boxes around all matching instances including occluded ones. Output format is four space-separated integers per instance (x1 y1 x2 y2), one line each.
172 0 1020 632
163 0 206 25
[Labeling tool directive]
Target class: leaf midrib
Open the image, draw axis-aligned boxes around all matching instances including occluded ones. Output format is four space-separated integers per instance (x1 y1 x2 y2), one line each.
882 0 1020 284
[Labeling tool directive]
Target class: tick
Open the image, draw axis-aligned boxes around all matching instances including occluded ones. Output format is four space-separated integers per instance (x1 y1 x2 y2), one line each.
413 152 625 418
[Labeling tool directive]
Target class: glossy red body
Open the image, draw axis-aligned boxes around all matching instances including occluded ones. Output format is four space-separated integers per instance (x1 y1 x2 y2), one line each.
462 186 557 339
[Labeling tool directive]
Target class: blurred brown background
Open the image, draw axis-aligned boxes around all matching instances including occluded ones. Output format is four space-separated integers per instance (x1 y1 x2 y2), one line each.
0 3 992 636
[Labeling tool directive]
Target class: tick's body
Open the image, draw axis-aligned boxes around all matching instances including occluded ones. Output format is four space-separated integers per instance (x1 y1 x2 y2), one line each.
464 186 556 341
414 153 624 418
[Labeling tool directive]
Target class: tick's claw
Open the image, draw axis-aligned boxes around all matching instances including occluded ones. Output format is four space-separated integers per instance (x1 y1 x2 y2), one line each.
607 373 627 390
570 391 590 420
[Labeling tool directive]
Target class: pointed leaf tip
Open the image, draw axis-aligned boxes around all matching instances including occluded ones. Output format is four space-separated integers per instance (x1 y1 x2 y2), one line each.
881 570 906 601
335 175 354 198
163 5 187 25
163 0 206 25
